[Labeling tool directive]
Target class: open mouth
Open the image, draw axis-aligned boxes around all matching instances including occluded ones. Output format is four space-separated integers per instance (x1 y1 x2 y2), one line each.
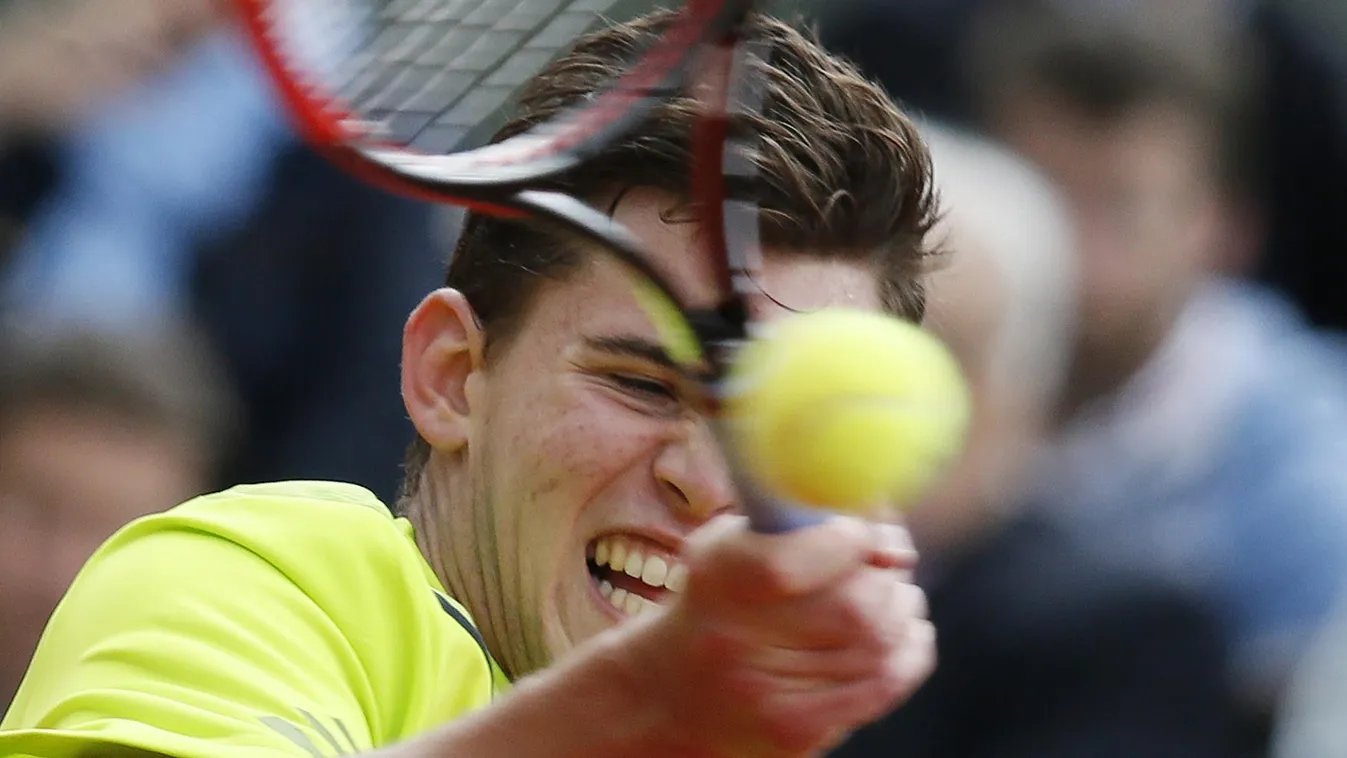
586 533 688 618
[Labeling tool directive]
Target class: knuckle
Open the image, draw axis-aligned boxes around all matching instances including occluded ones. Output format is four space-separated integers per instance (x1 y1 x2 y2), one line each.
901 582 930 620
835 576 893 646
914 620 939 671
866 672 911 715
880 583 929 641
880 659 914 701
880 620 938 702
833 596 872 640
753 551 800 597
746 542 819 601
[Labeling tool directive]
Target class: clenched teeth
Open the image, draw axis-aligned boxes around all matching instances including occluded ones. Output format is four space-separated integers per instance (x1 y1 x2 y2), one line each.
592 534 689 616
598 580 659 616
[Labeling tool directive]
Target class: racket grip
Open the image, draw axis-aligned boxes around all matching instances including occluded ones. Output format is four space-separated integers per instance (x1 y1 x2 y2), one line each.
743 497 828 533
711 418 830 533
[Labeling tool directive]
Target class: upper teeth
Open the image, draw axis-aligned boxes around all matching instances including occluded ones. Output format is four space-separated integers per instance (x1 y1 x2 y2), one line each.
593 535 689 617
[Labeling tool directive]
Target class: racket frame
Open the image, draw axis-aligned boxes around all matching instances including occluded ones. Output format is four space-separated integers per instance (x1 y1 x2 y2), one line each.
235 0 825 530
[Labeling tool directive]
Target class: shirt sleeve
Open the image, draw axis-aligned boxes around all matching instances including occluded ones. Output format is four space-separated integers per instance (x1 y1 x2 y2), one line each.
1 516 389 758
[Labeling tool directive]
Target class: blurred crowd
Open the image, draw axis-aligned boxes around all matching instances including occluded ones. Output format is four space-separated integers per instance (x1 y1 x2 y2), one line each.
1 1 1346 757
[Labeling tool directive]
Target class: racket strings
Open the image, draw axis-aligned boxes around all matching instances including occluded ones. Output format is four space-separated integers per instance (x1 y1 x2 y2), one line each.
263 0 645 155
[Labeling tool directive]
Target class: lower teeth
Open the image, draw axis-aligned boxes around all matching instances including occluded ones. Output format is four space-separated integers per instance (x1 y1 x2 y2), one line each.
600 582 653 616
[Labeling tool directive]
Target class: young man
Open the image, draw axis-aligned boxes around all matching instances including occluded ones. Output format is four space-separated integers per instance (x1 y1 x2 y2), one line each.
0 11 941 758
832 121 1238 758
0 325 233 711
969 0 1347 737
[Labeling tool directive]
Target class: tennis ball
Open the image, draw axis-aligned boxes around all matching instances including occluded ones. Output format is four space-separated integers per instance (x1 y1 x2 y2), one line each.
723 308 970 513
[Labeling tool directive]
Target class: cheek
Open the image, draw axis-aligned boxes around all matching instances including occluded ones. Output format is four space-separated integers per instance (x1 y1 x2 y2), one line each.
487 376 669 577
497 384 670 646
518 385 665 514
1075 231 1158 309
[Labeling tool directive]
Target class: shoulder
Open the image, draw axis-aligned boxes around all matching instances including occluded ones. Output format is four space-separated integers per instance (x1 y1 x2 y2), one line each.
161 480 402 535
96 479 477 687
2 481 498 751
111 480 418 585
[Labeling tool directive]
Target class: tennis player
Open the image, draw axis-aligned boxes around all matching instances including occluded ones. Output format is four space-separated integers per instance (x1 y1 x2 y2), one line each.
0 11 941 758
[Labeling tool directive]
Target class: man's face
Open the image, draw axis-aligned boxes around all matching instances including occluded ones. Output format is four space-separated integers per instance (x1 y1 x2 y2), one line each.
906 239 1020 553
0 406 205 705
996 94 1222 352
415 189 885 676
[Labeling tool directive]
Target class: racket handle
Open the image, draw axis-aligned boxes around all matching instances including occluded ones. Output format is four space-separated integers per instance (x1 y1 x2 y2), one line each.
710 418 831 533
742 496 829 533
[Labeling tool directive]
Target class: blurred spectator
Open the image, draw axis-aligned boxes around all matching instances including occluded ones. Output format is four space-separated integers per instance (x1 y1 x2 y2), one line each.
0 0 219 281
0 325 236 709
0 4 449 502
0 0 222 144
816 0 984 127
831 122 1236 758
818 0 1347 335
0 20 292 332
188 144 450 503
968 0 1347 739
904 123 1079 556
1271 590 1347 758
1247 0 1347 331
0 139 52 272
0 0 223 273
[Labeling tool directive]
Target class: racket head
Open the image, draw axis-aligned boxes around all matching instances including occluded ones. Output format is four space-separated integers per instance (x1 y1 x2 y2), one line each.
495 26 825 533
236 1 817 530
233 0 753 202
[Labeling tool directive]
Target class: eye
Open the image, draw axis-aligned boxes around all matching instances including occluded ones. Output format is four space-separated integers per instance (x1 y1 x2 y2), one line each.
609 373 678 403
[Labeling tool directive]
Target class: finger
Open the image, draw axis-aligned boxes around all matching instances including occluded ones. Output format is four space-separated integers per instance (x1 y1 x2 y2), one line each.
732 640 900 689
738 568 929 652
685 515 881 603
768 619 936 743
890 580 930 638
864 522 919 575
885 617 937 707
720 580 931 702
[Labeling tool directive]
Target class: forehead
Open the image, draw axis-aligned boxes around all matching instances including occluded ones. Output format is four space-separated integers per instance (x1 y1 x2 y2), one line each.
1002 95 1209 183
579 187 884 321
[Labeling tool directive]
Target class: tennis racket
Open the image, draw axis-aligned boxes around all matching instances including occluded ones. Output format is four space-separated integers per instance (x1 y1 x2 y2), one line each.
231 0 822 532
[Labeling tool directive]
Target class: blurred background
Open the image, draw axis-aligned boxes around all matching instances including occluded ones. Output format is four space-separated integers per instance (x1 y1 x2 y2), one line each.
0 1 1345 757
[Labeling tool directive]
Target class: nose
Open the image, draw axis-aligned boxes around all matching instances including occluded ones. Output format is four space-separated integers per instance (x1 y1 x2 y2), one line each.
652 416 738 524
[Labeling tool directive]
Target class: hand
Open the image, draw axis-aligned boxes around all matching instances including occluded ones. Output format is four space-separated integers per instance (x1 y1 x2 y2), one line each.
622 515 935 758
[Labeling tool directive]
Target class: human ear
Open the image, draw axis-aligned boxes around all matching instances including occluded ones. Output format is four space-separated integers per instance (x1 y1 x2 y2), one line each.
401 288 486 452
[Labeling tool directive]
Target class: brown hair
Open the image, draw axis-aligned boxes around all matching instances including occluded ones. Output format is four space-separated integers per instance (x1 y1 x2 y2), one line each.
0 325 237 466
400 10 942 503
967 0 1263 195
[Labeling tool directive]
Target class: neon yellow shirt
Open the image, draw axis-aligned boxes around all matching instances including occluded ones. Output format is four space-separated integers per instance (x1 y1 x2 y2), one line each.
0 481 509 757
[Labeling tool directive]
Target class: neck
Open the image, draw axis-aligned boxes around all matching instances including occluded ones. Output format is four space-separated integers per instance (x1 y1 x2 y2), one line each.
407 465 533 681
408 474 458 601
1056 308 1179 424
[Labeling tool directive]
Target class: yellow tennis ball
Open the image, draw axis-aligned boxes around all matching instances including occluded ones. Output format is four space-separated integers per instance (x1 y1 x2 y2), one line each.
724 308 971 513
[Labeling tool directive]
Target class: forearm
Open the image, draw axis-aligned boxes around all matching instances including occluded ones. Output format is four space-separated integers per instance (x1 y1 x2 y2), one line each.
381 630 682 758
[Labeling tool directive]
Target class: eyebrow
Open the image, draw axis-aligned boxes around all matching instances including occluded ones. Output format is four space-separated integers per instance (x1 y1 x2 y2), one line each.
583 335 679 370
